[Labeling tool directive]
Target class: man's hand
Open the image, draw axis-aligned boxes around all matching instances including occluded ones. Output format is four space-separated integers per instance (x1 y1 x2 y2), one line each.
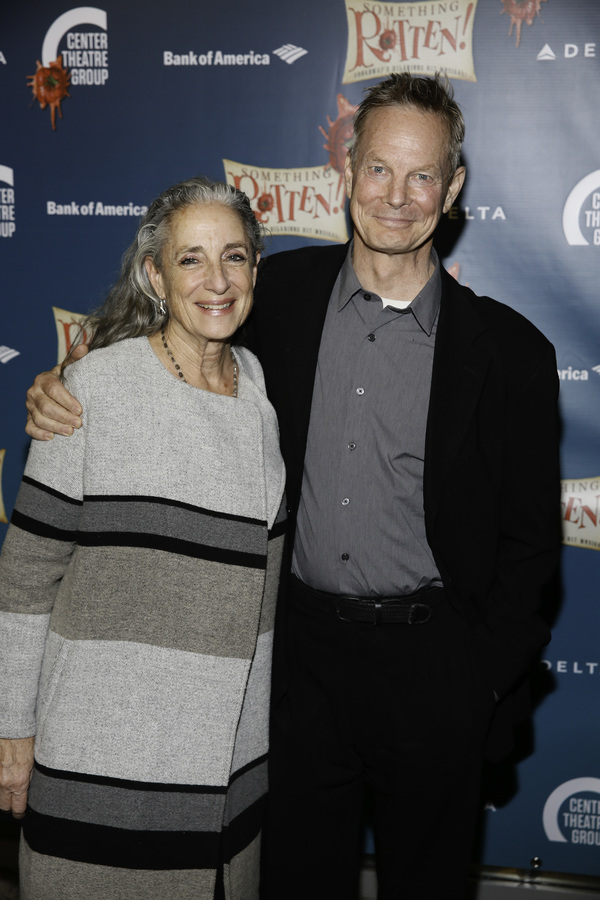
25 343 89 440
0 737 35 819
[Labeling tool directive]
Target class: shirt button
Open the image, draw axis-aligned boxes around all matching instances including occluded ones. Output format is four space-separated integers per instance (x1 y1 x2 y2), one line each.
341 553 349 561
348 442 356 451
356 387 364 395
367 333 375 342
364 293 371 301
341 498 350 506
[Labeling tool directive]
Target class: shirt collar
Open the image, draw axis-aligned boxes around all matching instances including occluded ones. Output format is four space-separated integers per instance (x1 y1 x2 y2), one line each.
334 242 442 337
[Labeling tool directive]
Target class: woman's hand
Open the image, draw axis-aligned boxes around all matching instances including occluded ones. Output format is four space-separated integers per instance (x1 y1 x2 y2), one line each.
25 344 89 440
0 737 35 818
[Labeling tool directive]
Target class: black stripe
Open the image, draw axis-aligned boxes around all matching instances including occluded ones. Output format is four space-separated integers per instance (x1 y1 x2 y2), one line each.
21 476 82 506
223 794 265 862
34 761 226 794
268 518 287 540
23 797 266 870
23 809 221 870
229 753 268 785
84 494 264 526
76 531 267 568
10 510 77 542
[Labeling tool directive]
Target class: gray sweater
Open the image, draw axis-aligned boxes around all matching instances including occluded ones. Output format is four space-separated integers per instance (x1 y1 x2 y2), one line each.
0 336 286 900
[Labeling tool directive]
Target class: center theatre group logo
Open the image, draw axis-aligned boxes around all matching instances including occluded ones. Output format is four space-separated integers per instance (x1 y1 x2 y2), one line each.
543 778 600 847
28 7 108 129
0 165 15 239
224 94 357 244
562 170 600 247
342 0 477 84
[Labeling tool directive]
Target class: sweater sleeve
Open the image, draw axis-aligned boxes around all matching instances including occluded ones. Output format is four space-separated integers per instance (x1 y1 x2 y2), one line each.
0 366 87 738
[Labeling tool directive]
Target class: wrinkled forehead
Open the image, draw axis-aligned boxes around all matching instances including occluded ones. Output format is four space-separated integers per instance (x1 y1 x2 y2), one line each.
154 204 250 267
353 105 452 168
167 203 247 243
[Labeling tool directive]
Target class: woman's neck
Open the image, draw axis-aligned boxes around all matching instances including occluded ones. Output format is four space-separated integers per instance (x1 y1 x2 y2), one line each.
148 327 237 396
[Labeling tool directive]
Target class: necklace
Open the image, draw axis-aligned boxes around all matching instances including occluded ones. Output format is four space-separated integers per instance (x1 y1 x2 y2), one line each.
160 329 238 397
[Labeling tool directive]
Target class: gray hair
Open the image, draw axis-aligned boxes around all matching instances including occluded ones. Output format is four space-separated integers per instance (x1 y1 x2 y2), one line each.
350 73 465 180
85 176 264 352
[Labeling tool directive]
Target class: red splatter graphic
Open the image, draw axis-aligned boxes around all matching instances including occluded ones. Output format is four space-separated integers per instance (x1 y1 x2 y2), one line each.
257 193 273 213
446 262 468 286
319 94 358 174
254 191 275 222
253 190 274 223
501 0 547 48
379 29 397 51
27 55 71 130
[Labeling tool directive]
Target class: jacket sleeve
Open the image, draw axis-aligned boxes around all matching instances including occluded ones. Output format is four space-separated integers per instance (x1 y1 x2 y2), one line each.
473 338 560 699
0 366 87 738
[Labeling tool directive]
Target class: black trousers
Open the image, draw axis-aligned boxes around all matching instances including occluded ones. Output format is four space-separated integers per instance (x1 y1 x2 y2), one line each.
263 578 496 900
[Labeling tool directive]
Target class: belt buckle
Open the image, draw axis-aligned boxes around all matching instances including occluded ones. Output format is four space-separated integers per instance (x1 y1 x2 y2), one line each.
335 597 356 623
408 603 431 624
336 597 381 625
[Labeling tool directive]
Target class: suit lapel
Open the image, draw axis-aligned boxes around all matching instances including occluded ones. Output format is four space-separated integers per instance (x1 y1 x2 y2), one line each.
424 270 491 527
282 244 349 454
261 243 349 509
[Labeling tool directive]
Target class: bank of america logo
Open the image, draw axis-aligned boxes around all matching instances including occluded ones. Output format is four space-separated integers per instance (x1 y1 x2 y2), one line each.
592 364 600 377
0 345 20 363
273 44 308 64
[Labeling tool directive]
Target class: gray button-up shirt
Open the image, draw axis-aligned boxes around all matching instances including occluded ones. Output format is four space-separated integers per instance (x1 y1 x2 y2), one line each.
292 246 443 597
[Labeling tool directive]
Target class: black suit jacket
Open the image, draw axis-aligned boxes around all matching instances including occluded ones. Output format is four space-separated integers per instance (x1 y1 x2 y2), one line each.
248 242 560 758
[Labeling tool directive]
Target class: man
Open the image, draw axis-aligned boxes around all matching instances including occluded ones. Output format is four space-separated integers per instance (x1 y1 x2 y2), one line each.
24 75 560 899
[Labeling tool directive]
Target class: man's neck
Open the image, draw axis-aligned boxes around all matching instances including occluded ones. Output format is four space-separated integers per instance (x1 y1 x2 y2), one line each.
351 239 435 303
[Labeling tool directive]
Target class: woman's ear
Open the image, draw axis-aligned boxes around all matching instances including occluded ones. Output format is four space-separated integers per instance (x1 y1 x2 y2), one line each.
144 256 164 299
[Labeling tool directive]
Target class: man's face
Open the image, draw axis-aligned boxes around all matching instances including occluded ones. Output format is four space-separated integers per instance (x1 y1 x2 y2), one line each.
344 105 465 260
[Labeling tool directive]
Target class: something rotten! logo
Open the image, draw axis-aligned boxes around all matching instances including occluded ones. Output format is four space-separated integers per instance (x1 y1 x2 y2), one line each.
342 0 478 84
224 94 357 243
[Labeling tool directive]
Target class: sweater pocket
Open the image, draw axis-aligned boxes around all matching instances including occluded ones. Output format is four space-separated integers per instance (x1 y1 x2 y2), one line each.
35 633 71 742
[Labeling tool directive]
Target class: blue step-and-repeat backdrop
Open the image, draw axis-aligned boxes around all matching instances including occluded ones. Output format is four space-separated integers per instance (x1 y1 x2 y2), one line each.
1 0 599 880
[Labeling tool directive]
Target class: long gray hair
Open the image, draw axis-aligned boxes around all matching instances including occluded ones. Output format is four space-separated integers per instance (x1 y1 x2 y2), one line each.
84 176 264 352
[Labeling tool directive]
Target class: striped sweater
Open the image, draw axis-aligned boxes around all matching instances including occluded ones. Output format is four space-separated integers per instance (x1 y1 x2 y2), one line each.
0 337 286 900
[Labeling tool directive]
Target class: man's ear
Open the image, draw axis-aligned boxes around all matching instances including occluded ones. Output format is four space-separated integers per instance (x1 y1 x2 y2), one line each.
443 166 465 214
344 153 354 200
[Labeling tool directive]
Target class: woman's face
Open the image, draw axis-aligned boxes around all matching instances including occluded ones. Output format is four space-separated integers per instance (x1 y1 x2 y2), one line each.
145 203 258 348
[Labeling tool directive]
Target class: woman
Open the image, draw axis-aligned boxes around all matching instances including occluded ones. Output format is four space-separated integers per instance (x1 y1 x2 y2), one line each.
0 176 286 900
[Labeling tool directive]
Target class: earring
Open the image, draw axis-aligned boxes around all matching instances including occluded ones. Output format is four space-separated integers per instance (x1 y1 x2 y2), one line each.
158 297 167 316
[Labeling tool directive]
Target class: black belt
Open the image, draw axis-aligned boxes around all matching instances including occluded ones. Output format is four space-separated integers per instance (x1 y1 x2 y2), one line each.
291 576 444 625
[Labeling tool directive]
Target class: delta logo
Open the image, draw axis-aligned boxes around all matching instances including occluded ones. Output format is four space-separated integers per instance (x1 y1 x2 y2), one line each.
28 7 108 130
537 42 596 62
342 0 478 85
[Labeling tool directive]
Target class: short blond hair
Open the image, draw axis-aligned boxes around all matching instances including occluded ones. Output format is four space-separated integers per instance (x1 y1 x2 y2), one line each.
350 73 465 178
